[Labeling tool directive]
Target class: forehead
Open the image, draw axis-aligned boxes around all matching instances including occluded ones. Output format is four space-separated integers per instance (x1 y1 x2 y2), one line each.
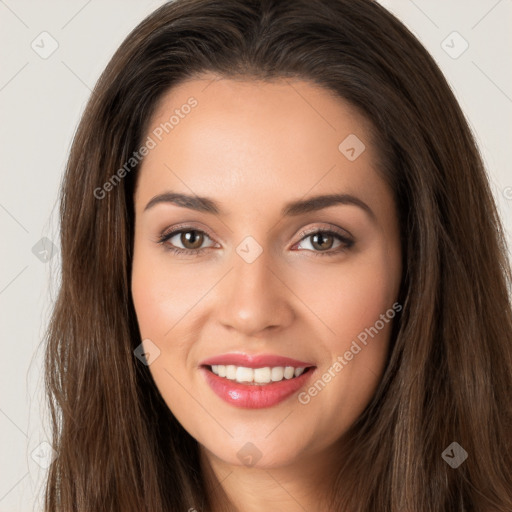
135 75 388 216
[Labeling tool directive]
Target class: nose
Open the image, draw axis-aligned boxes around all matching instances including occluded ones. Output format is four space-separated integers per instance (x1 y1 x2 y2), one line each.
215 248 294 337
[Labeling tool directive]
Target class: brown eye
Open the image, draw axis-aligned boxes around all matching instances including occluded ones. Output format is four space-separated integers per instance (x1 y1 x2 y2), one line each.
158 227 216 255
179 230 204 249
295 228 354 256
310 232 335 251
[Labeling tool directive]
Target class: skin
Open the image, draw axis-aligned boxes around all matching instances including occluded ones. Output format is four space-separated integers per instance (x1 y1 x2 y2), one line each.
131 74 402 511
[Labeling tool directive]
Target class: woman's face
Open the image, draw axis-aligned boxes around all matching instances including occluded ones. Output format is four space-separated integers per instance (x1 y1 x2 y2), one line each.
131 75 402 470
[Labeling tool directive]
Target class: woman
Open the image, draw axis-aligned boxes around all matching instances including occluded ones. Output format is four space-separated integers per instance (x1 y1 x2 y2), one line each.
44 0 512 510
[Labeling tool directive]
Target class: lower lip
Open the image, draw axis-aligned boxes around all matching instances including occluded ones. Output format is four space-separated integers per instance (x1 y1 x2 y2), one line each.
200 366 315 409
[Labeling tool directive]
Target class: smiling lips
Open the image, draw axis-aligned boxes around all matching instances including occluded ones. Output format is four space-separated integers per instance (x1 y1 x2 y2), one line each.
199 353 316 408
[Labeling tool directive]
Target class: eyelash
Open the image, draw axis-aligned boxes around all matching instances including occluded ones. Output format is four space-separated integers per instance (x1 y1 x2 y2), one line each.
157 225 354 258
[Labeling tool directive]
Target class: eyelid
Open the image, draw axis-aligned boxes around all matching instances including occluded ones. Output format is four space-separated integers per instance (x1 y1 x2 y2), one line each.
158 222 218 244
293 223 354 243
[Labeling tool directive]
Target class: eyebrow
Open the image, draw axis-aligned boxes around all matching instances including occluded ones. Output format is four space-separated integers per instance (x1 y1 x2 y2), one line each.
144 191 375 220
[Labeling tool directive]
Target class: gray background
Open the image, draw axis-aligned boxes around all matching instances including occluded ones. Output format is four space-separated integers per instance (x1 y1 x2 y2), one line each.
0 1 511 510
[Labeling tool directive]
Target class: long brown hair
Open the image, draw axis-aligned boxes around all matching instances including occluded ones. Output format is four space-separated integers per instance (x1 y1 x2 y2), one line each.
44 0 512 510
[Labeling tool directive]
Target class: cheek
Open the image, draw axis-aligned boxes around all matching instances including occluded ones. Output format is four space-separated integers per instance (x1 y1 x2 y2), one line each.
131 250 205 435
292 246 400 350
295 250 399 432
130 246 198 390
131 245 209 340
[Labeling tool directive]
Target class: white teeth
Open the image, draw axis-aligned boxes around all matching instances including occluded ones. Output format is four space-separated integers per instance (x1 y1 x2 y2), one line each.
283 366 295 379
271 366 284 381
226 365 236 380
236 366 254 382
253 367 271 384
209 364 308 384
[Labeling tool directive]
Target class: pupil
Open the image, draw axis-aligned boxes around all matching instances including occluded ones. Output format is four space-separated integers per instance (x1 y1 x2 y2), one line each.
183 231 202 249
313 232 332 250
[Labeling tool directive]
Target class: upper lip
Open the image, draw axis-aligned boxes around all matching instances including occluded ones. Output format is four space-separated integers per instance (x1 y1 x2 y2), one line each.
200 353 315 369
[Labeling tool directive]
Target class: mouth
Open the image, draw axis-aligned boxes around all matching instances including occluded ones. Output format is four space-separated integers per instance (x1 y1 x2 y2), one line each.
200 364 317 409
202 364 315 385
